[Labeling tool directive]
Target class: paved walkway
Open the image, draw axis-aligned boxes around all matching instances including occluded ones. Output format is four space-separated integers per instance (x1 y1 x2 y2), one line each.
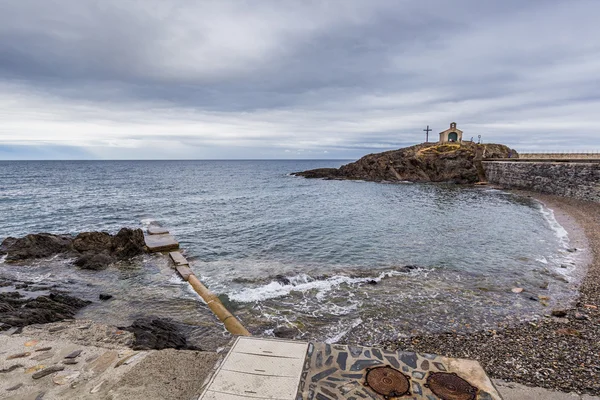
200 337 502 400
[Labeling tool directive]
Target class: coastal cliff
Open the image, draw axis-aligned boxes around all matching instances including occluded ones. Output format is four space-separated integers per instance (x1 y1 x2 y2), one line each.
294 142 517 184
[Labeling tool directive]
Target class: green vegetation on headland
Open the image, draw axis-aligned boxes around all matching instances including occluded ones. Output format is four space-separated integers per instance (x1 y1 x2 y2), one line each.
293 142 517 184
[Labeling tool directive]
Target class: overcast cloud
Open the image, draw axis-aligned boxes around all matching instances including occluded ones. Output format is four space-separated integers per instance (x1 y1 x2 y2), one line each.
0 0 599 159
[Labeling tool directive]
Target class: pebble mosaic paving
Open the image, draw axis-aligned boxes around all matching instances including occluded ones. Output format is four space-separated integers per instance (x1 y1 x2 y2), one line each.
199 338 502 400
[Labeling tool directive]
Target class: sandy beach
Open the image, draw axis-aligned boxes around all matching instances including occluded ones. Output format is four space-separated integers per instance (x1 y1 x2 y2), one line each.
386 192 600 395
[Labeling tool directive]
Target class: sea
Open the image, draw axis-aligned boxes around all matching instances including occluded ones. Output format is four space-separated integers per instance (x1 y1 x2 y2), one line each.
0 160 584 348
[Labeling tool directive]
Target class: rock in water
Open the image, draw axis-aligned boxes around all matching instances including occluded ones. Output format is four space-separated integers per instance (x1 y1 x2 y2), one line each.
111 228 145 259
120 318 198 351
0 233 72 261
74 251 116 270
72 232 112 253
273 325 300 339
293 142 517 184
2 227 146 270
0 291 91 331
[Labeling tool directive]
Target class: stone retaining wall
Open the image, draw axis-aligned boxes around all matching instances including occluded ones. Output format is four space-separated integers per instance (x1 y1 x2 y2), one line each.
482 161 600 202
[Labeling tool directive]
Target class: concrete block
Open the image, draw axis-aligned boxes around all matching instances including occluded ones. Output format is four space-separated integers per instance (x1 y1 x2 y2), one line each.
147 226 169 235
175 265 193 281
144 234 179 253
169 251 188 266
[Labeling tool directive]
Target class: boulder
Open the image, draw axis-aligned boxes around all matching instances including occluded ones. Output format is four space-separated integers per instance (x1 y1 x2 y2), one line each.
273 325 300 339
1 228 146 268
1 233 73 262
121 318 198 351
111 228 145 259
0 291 91 331
74 251 116 270
72 232 112 253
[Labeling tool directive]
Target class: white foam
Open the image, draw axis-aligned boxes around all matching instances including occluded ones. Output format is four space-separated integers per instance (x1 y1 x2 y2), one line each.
168 274 185 285
140 218 157 227
538 204 569 248
228 270 406 303
325 318 363 344
0 254 6 264
536 257 548 264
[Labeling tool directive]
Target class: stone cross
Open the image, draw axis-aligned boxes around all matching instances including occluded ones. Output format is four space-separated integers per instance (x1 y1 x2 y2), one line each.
423 125 432 142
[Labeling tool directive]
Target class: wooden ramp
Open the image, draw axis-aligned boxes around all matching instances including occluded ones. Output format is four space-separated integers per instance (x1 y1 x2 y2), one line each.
199 337 308 400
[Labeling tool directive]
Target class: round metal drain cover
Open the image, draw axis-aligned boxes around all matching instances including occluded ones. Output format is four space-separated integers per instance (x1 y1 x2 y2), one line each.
425 372 478 400
364 366 410 398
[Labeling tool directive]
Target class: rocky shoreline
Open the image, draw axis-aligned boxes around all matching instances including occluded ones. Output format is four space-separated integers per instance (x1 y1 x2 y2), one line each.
384 193 600 395
293 142 517 183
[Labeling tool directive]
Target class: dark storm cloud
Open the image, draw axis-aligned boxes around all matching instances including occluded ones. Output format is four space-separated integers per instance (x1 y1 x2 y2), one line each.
0 0 598 159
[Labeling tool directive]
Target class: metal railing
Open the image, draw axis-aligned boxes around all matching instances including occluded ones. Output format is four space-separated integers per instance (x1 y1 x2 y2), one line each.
518 151 600 160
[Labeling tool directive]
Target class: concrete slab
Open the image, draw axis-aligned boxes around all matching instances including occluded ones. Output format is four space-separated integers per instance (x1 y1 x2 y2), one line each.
144 234 179 252
199 337 308 400
169 251 189 266
147 226 170 235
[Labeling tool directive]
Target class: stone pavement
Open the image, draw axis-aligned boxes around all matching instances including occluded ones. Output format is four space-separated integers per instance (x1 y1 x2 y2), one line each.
200 337 502 400
0 323 220 400
3 327 599 400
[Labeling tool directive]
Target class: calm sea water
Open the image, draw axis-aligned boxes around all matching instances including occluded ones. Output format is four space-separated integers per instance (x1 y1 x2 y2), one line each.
0 160 581 346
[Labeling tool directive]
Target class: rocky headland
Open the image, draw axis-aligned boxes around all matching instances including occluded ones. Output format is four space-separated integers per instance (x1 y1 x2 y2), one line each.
294 141 517 184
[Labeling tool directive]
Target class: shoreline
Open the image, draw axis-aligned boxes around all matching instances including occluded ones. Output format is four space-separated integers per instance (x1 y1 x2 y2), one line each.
386 192 600 395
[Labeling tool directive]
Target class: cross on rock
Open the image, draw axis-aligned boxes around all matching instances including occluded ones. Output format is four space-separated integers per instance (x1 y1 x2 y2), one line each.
423 125 432 142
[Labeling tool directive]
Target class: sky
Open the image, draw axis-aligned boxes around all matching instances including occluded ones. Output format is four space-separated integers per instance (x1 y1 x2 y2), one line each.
0 0 599 160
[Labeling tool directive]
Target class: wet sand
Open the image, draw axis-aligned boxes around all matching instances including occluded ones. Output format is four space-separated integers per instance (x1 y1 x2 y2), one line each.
385 192 600 395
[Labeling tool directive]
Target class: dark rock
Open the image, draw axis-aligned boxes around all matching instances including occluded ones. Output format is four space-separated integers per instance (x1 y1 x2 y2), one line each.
74 251 115 270
293 142 517 184
551 309 568 318
120 317 198 351
0 291 91 331
111 228 145 259
274 274 291 285
6 383 23 391
273 325 300 339
1 233 73 262
99 293 113 301
65 350 82 359
2 228 146 267
32 365 64 379
1 364 23 372
366 280 378 285
72 232 112 253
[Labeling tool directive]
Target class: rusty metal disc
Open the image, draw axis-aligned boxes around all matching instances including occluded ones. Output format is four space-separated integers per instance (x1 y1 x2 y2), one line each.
364 366 410 398
425 372 478 400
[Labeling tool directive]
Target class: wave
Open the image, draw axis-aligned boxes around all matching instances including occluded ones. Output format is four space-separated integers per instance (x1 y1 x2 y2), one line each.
227 269 422 303
538 204 569 248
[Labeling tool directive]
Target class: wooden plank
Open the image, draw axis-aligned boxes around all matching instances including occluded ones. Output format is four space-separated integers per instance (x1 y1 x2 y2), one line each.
169 251 188 266
144 234 179 252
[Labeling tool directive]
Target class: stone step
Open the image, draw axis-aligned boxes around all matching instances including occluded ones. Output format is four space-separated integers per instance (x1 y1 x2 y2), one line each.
144 234 179 253
147 226 169 235
169 251 188 266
